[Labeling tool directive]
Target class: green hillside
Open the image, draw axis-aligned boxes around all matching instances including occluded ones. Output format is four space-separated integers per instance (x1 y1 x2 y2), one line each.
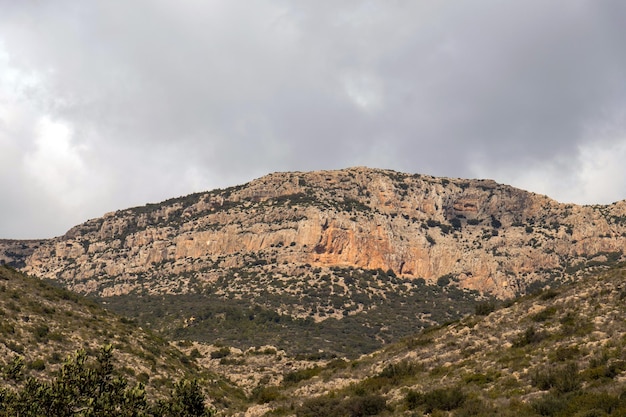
0 265 243 413
215 266 626 416
100 266 486 359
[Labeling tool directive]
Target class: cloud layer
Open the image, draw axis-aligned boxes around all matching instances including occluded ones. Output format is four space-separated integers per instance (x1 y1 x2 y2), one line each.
1 1 626 238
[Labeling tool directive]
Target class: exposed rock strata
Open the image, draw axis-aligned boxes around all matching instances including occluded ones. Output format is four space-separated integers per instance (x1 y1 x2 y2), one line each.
7 167 626 299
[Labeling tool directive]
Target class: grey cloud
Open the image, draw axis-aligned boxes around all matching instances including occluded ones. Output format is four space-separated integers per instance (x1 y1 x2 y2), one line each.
1 0 626 238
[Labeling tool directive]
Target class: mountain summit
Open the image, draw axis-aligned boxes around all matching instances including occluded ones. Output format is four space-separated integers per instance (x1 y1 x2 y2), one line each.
5 167 625 298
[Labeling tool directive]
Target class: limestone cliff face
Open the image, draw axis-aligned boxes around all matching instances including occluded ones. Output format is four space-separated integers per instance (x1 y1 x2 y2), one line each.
0 240 43 268
10 167 626 298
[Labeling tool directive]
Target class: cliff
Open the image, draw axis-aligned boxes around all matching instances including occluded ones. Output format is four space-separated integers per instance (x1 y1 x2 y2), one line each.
8 167 626 299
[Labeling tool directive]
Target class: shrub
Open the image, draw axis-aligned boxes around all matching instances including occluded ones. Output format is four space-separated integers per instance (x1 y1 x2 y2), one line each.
33 324 50 342
454 398 496 417
567 391 621 415
343 394 386 416
428 387 465 411
297 394 385 417
189 348 202 359
283 367 322 385
531 362 580 393
0 346 214 416
539 289 559 300
28 359 46 371
298 396 343 417
377 360 421 382
531 307 557 322
405 390 422 410
210 347 231 359
409 386 466 413
462 372 497 385
512 326 548 347
251 385 282 404
475 301 496 316
554 346 580 362
437 275 451 287
531 393 567 416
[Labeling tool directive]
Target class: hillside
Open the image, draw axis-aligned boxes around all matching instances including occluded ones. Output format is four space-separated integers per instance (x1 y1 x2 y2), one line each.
3 167 626 356
0 265 242 411
2 165 626 415
2 262 626 416
212 265 626 416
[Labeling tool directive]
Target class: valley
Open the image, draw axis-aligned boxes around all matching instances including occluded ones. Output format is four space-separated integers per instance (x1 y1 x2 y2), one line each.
2 167 626 416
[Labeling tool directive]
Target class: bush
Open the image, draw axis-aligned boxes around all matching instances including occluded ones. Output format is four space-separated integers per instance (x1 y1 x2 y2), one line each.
423 386 466 412
554 346 580 362
298 396 343 417
437 275 452 287
455 398 496 417
490 216 502 229
512 326 548 347
475 301 496 316
377 360 421 382
531 307 557 322
0 346 214 417
343 394 386 417
251 385 282 404
531 393 567 416
298 394 385 417
531 362 579 394
405 389 422 410
406 386 466 413
28 359 46 371
210 347 231 359
567 391 621 415
283 367 322 385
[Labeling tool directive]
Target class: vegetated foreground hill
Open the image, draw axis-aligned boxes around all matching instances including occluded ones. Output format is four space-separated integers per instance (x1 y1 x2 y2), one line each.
219 265 626 417
3 167 626 356
0 265 241 410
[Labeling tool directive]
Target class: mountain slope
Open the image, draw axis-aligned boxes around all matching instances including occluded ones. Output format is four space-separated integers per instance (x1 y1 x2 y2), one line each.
13 167 626 299
222 265 626 416
0 265 242 410
4 167 626 356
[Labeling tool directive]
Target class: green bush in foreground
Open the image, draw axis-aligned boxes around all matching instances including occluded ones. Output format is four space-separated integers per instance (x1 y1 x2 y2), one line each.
0 345 214 417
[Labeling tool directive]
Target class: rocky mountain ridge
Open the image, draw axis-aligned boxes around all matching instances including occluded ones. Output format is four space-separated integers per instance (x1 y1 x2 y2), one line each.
4 167 625 302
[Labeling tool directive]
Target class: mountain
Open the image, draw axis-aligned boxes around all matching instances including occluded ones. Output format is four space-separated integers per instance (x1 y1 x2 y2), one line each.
3 166 626 416
3 167 626 356
8 167 626 297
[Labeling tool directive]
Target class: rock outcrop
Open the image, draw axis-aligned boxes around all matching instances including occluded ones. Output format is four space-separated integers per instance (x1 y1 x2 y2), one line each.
7 167 626 299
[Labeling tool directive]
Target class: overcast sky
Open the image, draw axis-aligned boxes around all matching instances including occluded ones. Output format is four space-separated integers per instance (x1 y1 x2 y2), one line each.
1 1 626 239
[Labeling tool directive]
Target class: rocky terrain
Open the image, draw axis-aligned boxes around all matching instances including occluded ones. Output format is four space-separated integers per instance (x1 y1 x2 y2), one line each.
3 166 626 415
5 167 626 300
4 259 626 416
219 265 626 416
3 167 626 356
